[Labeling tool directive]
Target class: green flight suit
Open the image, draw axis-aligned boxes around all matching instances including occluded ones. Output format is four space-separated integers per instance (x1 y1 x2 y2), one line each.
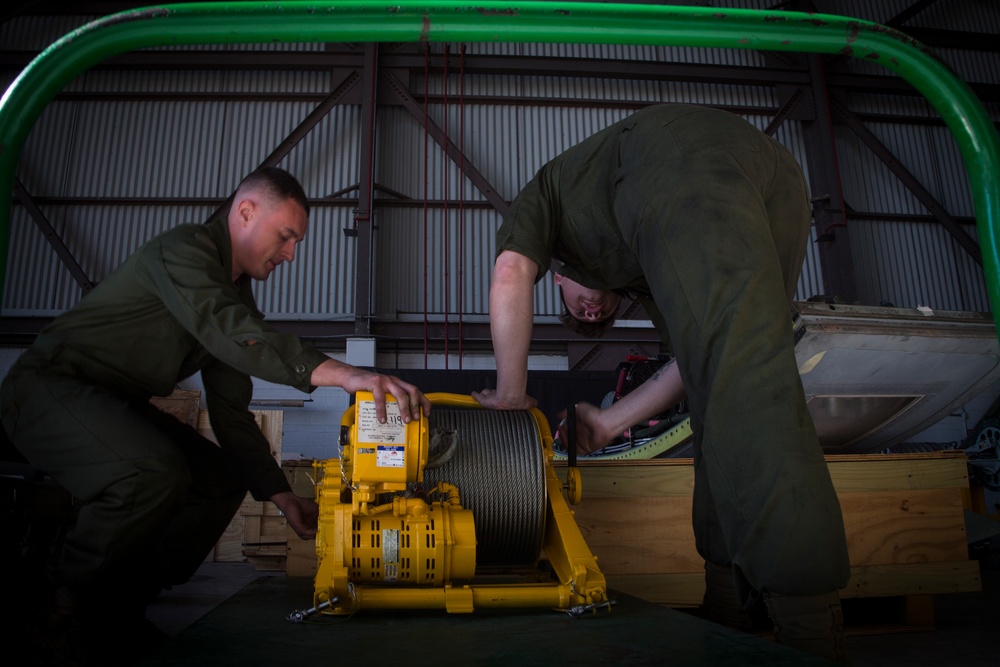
1 216 328 609
497 104 850 602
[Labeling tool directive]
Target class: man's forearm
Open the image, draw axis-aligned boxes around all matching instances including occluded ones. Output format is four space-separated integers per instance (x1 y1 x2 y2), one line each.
491 318 531 402
489 251 540 401
602 359 685 436
309 357 351 387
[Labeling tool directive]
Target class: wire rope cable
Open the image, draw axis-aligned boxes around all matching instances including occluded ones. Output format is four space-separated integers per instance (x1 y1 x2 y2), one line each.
421 408 546 566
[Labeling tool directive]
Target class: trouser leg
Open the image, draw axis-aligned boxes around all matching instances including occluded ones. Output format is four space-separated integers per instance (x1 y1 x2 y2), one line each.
689 421 751 629
699 561 754 631
133 401 247 589
2 371 246 608
765 591 850 663
3 371 249 664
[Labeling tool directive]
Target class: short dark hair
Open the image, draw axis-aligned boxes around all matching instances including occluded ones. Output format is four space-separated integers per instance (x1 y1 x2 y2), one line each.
557 289 617 338
237 166 310 215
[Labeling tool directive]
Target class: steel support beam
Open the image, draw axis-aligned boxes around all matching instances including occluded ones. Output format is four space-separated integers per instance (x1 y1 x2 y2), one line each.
382 69 509 215
830 94 983 266
260 67 362 169
12 177 96 294
0 316 664 352
352 43 380 336
801 53 857 302
206 67 364 223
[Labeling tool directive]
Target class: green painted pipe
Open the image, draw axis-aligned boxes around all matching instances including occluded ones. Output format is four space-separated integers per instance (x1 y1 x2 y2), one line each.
2 1 999 334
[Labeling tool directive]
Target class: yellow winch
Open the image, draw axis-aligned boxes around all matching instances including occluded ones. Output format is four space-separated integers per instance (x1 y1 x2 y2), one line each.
303 392 609 618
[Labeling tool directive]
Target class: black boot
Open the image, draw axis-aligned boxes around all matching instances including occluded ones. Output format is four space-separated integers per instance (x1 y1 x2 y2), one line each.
764 590 850 663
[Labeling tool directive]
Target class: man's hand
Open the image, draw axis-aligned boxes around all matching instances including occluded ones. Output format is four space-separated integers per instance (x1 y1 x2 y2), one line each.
310 358 431 424
339 367 432 424
556 402 616 455
471 388 538 410
556 361 687 455
270 491 319 540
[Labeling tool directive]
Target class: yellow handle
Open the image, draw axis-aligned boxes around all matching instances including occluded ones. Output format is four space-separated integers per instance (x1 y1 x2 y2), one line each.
426 392 484 409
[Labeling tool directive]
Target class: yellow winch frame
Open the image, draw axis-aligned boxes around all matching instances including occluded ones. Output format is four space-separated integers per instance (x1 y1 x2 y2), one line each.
310 392 609 616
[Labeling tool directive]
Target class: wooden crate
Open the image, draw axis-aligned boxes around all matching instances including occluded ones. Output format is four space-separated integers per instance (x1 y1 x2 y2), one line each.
569 451 982 617
284 460 320 578
200 409 290 571
149 388 201 429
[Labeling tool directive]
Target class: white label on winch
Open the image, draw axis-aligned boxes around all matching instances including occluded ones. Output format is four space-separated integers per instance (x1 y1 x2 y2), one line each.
383 529 399 582
376 445 405 468
357 399 407 445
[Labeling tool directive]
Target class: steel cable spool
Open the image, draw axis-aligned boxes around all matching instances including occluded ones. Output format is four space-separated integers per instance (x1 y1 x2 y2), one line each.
421 408 546 566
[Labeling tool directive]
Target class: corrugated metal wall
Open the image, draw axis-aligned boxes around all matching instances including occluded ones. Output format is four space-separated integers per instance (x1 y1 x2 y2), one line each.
814 0 999 311
816 0 1000 39
2 2 997 326
401 64 825 312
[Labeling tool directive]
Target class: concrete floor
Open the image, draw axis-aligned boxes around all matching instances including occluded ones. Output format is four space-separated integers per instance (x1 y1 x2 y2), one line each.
846 556 999 666
145 548 1000 666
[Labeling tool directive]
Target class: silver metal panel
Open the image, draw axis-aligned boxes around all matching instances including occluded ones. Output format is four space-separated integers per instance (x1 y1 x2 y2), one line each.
375 206 498 320
837 114 975 217
0 15 94 51
62 101 227 198
219 69 337 94
17 102 78 196
214 101 317 195
3 204 215 315
292 105 362 198
815 0 1000 37
77 68 336 95
511 41 769 68
935 49 1000 86
794 301 1000 453
249 102 361 318
455 39 767 67
836 127 919 216
848 217 988 312
3 208 79 316
832 88 989 312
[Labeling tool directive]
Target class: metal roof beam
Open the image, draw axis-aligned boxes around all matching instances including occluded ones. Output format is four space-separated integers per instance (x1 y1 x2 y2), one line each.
830 94 983 267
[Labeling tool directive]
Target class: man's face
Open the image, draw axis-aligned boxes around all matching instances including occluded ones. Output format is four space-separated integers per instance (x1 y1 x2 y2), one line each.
554 273 622 322
231 197 308 281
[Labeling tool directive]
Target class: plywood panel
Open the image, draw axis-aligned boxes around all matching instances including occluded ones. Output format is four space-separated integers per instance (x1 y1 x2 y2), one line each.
840 489 969 566
825 453 970 492
573 496 700 573
572 451 970 497
573 461 695 498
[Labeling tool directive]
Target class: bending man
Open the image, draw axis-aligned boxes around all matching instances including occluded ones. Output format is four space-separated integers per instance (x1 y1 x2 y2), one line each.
473 104 850 663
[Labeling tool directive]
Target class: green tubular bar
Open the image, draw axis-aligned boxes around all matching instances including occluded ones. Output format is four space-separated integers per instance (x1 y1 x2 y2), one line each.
2 2 999 335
